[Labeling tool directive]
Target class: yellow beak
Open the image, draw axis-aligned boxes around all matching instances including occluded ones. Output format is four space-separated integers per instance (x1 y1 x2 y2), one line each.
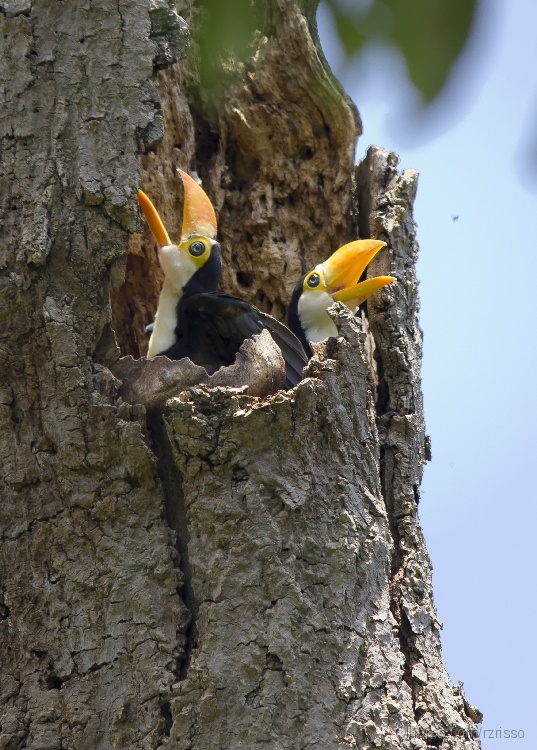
320 239 396 307
177 169 217 241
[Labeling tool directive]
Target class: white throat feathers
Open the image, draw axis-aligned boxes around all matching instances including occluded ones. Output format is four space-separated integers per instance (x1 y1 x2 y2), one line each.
147 245 198 358
297 289 339 344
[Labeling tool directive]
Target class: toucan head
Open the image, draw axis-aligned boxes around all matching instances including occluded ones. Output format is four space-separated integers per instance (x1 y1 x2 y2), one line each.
289 239 396 354
138 169 221 296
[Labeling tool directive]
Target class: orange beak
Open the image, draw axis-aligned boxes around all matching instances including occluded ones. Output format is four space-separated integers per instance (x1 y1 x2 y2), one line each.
177 169 217 241
138 189 172 248
138 170 218 247
321 239 396 308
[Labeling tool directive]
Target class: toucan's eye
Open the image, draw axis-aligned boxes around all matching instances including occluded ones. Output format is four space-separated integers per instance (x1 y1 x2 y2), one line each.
189 240 206 257
307 273 321 288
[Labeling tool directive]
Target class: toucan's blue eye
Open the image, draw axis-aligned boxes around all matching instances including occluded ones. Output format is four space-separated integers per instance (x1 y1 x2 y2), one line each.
307 273 320 288
189 241 205 257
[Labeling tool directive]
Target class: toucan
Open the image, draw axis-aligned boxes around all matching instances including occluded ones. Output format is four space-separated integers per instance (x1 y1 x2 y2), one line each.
288 240 396 357
138 171 308 389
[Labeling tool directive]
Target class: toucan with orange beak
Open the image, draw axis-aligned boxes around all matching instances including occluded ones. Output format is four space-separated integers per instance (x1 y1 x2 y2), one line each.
288 241 396 357
139 171 308 388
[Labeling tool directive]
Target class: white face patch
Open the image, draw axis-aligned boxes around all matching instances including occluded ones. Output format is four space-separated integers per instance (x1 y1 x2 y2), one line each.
297 289 338 343
158 244 198 293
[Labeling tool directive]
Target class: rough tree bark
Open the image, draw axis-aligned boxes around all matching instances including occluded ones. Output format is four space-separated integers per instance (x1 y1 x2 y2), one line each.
0 1 481 748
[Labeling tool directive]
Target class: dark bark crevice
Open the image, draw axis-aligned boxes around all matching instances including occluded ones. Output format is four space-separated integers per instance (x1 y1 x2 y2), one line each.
146 406 196 681
381 431 420 717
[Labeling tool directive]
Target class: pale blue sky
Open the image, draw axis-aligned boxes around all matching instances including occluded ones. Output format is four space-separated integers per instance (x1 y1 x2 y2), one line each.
318 1 537 747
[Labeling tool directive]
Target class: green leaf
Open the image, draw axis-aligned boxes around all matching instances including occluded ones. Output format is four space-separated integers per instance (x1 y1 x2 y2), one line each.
383 0 477 101
329 3 366 56
323 0 478 102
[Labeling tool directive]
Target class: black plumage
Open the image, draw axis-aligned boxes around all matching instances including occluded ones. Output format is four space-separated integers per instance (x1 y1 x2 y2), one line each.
157 292 307 389
182 243 222 297
288 274 312 357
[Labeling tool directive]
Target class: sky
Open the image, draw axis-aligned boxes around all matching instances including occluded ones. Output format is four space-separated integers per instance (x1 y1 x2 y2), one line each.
318 2 537 748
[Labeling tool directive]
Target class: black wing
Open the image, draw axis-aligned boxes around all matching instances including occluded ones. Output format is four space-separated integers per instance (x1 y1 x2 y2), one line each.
174 293 306 389
256 309 308 388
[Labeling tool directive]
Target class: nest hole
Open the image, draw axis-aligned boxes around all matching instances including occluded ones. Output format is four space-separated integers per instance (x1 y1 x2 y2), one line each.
110 238 163 359
236 270 254 288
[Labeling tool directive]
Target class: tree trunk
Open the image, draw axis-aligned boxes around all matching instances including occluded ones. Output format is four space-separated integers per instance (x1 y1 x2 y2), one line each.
0 1 480 748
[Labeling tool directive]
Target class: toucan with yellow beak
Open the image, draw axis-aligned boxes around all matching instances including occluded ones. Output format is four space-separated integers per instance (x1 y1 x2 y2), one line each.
288 240 396 357
139 171 308 388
